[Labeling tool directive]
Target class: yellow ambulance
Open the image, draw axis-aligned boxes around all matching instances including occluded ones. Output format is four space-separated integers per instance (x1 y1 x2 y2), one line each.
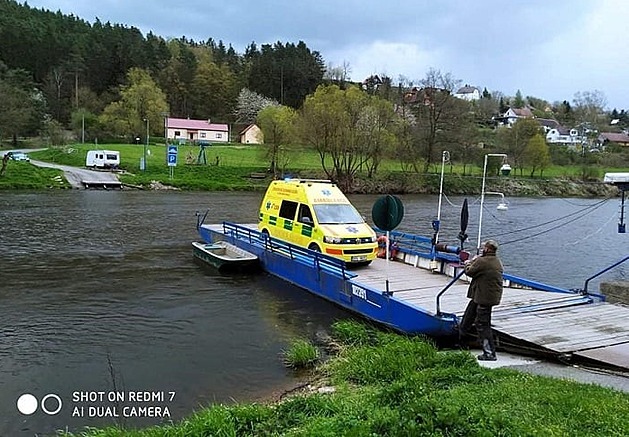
258 179 378 265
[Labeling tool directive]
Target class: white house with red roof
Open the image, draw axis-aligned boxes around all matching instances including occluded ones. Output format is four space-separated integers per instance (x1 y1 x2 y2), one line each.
166 117 229 143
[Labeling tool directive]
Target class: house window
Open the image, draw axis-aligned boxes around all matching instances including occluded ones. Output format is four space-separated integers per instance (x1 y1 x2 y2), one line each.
216 133 222 139
174 131 181 136
200 133 206 138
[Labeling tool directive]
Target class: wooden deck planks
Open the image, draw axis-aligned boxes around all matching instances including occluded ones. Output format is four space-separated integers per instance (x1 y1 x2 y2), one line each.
357 258 629 357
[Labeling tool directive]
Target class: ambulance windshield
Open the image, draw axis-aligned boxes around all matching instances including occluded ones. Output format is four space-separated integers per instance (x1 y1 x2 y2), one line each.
314 204 363 224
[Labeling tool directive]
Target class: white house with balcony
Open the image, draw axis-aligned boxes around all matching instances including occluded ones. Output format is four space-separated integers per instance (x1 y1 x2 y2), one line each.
546 127 581 146
166 117 229 143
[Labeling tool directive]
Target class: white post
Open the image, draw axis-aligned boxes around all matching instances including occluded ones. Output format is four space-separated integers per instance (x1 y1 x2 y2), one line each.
477 153 507 253
436 151 448 245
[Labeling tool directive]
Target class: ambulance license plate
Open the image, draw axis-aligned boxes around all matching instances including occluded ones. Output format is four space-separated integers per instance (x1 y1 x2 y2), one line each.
351 255 367 262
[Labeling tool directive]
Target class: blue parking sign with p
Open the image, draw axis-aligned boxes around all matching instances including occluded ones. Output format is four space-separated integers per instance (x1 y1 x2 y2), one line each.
167 145 178 167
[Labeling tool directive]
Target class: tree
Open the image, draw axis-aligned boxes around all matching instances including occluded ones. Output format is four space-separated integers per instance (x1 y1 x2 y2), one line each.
513 89 525 108
158 40 198 117
247 41 325 108
324 61 351 88
573 90 608 152
297 84 399 189
0 68 42 146
497 118 542 175
523 133 551 177
405 69 467 173
256 105 296 178
234 88 279 123
553 100 575 126
190 59 238 121
99 68 168 138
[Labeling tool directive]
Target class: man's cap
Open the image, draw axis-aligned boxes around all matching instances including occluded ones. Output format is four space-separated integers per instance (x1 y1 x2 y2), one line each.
484 240 499 251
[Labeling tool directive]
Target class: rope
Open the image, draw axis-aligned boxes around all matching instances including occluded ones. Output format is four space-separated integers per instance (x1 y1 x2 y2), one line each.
566 211 618 246
491 197 612 238
443 194 480 208
499 199 610 246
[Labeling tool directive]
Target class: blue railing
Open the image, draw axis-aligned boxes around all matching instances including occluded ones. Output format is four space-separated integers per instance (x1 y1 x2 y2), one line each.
377 228 461 263
219 222 356 280
582 255 629 294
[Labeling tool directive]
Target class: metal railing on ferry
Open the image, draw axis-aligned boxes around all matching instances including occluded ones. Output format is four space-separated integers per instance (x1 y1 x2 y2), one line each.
219 221 356 280
581 254 629 295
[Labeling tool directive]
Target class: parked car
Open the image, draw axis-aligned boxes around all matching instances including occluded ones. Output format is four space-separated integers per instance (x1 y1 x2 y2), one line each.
9 152 30 162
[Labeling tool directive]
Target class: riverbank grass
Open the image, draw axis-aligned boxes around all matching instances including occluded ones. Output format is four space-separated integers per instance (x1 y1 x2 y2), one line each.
0 161 69 189
65 320 629 436
283 339 319 369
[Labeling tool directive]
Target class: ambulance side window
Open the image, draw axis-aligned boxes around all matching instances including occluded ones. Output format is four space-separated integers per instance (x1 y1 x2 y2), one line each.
279 200 298 221
298 204 313 225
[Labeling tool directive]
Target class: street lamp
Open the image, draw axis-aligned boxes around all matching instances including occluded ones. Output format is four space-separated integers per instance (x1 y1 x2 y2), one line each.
477 153 507 253
143 118 149 171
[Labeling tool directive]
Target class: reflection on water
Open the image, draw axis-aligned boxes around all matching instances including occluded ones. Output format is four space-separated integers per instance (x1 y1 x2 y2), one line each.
0 190 625 435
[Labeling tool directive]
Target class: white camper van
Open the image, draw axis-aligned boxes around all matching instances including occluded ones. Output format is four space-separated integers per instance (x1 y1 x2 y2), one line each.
85 150 120 169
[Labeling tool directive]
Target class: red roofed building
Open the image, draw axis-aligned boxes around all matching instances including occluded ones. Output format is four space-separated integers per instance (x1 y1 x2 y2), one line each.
598 132 629 147
166 118 229 143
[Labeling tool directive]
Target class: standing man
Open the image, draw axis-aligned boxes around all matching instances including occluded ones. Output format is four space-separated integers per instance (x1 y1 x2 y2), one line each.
459 240 503 361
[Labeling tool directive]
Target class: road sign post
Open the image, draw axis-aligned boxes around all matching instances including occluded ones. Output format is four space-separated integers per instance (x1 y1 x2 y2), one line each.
167 145 178 179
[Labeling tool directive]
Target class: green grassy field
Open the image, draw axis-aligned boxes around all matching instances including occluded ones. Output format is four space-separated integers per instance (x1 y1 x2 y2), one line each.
2 143 626 192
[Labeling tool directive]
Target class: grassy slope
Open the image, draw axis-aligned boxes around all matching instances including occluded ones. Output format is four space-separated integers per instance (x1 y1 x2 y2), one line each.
64 321 628 437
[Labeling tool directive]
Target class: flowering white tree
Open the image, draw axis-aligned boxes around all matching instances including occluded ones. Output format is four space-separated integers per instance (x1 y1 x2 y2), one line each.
234 88 279 123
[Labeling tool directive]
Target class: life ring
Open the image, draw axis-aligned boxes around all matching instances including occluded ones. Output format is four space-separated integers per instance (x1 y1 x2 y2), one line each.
377 235 388 258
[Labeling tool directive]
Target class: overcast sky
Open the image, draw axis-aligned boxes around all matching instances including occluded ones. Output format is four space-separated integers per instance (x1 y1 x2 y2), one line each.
25 0 629 110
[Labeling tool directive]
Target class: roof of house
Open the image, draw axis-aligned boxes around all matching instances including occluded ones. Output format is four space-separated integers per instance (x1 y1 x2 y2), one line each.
167 117 228 131
239 123 260 135
511 107 534 118
537 118 560 129
455 85 479 94
599 132 629 143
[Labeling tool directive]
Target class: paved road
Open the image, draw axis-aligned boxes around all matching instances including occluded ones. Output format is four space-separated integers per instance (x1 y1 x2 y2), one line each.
4 148 120 189
30 159 121 189
475 349 629 393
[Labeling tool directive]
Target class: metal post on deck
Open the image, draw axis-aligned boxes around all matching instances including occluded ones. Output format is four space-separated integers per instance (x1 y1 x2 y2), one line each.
477 153 507 253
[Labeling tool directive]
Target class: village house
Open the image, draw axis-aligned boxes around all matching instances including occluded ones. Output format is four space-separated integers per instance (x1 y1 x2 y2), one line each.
166 118 229 143
499 107 535 126
598 132 629 147
239 124 263 144
546 126 582 146
453 85 481 101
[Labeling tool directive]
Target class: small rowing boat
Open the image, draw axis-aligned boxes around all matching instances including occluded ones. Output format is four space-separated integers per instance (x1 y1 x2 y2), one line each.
192 241 259 273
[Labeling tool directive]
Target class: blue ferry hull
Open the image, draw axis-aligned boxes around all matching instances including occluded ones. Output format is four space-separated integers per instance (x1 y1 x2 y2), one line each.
198 223 459 337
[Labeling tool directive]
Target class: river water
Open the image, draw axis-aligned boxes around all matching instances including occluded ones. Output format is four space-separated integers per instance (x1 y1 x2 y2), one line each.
0 190 626 436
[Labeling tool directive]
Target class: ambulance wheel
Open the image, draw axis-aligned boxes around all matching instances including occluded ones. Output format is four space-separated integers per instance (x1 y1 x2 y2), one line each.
308 243 321 253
